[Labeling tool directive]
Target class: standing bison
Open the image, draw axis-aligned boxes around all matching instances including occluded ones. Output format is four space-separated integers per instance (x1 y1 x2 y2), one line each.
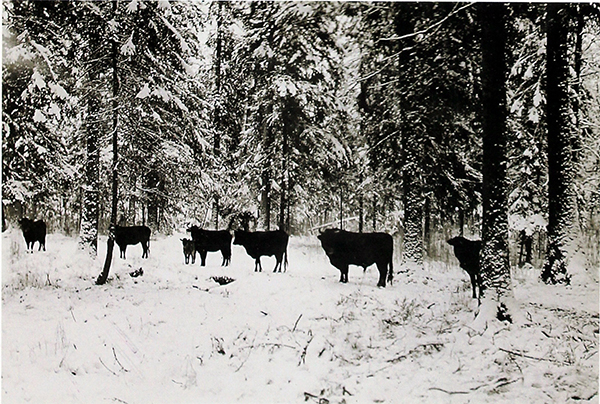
447 236 481 298
233 229 288 272
317 229 393 287
187 226 232 266
18 218 46 252
110 225 151 259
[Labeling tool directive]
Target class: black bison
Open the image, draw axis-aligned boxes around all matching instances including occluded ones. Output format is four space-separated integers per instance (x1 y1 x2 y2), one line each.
233 229 289 272
110 225 151 259
187 226 232 266
18 218 46 252
181 238 196 264
447 236 481 298
317 229 394 287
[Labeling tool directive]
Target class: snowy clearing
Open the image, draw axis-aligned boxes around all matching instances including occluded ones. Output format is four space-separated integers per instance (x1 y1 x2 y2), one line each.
2 229 598 403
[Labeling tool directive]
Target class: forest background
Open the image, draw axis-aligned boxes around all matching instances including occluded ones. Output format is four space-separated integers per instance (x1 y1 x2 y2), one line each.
2 1 599 282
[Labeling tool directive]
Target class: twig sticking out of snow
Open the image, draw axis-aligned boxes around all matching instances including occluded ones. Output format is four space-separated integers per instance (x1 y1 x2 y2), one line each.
99 357 118 376
298 331 314 366
498 347 571 365
430 377 520 395
112 347 129 372
293 314 303 332
304 391 330 404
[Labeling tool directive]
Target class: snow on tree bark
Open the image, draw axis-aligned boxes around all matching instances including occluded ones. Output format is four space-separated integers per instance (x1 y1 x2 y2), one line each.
97 1 120 286
541 4 575 285
79 68 100 258
402 129 424 269
475 3 518 326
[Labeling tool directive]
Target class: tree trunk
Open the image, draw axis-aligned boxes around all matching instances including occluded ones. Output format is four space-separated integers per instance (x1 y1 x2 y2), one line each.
212 1 223 231
475 3 518 327
401 128 424 269
423 195 431 257
79 66 100 258
541 3 574 285
97 2 120 285
339 188 344 230
358 171 364 233
278 122 288 232
146 170 160 232
128 175 137 225
372 197 377 231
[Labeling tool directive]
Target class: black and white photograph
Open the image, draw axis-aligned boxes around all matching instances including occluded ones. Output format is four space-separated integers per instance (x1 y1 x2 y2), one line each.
2 2 599 403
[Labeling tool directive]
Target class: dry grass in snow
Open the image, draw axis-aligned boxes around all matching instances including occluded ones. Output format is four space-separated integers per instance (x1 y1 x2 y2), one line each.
2 230 598 403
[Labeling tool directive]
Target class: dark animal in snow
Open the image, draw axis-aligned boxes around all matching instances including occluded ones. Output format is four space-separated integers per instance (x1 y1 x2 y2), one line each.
18 218 46 252
317 228 394 287
187 226 232 266
129 268 144 278
110 225 151 259
181 238 196 264
447 236 481 298
233 229 289 272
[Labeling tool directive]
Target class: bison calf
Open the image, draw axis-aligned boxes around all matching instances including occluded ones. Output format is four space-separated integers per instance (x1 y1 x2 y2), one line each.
18 218 46 252
447 236 481 298
317 229 393 288
233 229 288 272
110 225 151 259
181 238 196 264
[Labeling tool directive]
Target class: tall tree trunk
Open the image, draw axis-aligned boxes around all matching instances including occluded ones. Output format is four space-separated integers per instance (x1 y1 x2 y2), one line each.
128 175 137 225
79 67 100 257
573 5 585 232
476 3 517 326
358 172 364 233
278 119 289 231
146 170 160 232
372 197 377 232
542 4 575 285
423 195 431 256
212 1 223 230
97 1 119 285
259 104 273 231
339 188 344 230
401 128 424 269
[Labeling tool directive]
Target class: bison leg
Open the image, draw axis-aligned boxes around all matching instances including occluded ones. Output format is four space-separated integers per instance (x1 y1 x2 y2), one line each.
120 246 127 259
273 255 282 272
199 250 207 266
339 265 349 283
223 249 231 266
141 241 149 259
191 252 196 265
255 258 262 272
467 271 478 299
376 262 387 288
221 249 230 266
185 254 189 265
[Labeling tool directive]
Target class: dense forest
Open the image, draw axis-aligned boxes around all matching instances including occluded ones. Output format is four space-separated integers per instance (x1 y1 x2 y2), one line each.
3 3 599 292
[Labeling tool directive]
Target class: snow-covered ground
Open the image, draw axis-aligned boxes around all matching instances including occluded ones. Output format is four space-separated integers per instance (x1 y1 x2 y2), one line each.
2 229 598 403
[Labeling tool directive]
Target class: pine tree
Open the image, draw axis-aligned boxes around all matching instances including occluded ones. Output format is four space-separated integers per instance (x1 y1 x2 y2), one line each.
476 3 518 324
541 4 576 285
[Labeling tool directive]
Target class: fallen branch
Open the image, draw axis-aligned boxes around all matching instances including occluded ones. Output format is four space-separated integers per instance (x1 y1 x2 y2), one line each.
298 333 314 366
387 342 444 363
304 392 329 404
293 314 303 332
112 347 129 372
499 347 570 365
429 387 470 395
99 357 118 376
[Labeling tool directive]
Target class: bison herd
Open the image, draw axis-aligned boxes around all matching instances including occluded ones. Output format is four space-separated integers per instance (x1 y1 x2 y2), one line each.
16 217 482 294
